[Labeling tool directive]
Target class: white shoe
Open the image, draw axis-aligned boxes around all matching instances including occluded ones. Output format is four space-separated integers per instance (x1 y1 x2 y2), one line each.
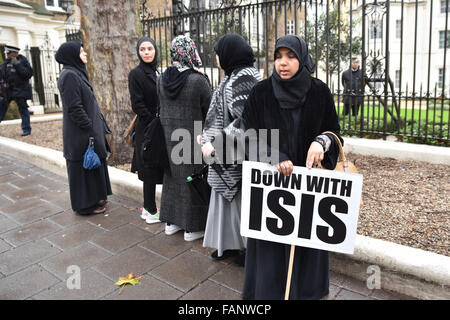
165 223 182 235
184 231 204 242
143 209 160 224
140 208 147 220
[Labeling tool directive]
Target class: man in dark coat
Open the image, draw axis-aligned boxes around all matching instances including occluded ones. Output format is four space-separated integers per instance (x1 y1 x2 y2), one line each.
342 58 363 116
0 45 34 136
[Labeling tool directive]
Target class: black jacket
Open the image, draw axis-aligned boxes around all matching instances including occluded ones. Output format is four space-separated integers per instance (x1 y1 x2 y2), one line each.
342 67 363 105
241 77 341 168
128 65 162 182
0 54 33 99
58 66 109 161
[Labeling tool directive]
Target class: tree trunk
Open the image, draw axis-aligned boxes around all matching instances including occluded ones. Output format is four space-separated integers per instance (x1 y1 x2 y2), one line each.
78 0 141 165
264 0 275 78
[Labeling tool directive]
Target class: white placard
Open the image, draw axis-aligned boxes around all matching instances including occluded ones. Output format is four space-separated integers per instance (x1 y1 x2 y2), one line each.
241 161 363 254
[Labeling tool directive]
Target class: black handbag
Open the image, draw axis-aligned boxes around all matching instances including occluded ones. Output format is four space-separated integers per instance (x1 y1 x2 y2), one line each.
186 165 211 206
140 78 169 168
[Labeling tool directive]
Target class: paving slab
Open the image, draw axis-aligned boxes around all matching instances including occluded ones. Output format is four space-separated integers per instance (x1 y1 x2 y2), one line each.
45 222 106 250
151 250 224 293
0 240 61 276
104 274 183 300
93 246 167 281
30 269 116 300
90 224 153 254
0 265 61 300
40 243 112 280
2 219 62 247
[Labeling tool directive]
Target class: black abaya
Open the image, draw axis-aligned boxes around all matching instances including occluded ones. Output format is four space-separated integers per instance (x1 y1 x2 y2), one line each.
240 77 342 300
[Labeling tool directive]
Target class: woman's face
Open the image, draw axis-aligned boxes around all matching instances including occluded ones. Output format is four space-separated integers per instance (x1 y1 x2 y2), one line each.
79 47 88 64
139 41 156 64
275 47 300 80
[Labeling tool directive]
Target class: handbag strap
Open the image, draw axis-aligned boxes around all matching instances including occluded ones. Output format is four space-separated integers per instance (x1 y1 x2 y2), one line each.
321 131 346 162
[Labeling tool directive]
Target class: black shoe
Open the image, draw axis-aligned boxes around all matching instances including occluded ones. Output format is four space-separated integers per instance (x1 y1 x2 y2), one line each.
21 132 31 137
210 249 239 261
234 250 246 267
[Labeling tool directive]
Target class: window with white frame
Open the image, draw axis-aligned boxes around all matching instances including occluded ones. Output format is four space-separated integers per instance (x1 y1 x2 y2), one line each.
395 70 400 89
438 68 445 88
395 20 401 39
286 20 295 35
439 31 450 49
441 0 449 14
45 0 64 11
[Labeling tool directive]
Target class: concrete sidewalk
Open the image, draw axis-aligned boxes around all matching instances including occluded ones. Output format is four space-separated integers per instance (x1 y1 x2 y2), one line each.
0 152 413 300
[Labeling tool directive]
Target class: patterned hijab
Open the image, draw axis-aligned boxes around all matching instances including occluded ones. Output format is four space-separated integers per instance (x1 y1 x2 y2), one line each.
170 35 203 73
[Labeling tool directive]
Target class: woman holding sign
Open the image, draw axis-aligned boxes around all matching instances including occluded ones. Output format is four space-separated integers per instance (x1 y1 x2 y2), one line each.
241 35 342 300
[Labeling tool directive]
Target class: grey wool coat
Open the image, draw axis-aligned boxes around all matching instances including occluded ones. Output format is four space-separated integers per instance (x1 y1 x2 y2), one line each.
159 72 212 232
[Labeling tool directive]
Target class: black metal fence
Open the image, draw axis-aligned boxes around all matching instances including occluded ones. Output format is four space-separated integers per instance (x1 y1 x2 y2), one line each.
23 34 62 113
141 0 449 146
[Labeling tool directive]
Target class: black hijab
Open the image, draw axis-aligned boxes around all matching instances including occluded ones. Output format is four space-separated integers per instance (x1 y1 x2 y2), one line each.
136 37 158 83
214 33 255 76
271 35 315 109
55 41 89 81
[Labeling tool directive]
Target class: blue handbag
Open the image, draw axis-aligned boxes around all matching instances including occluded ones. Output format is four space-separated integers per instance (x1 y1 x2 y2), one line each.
83 137 101 170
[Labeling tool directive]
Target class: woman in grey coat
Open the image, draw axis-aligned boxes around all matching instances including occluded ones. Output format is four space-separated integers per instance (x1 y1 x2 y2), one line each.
159 35 212 241
200 33 261 263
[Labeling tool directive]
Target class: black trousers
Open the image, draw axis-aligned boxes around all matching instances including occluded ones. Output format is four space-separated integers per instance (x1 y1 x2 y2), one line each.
343 103 361 116
143 181 157 213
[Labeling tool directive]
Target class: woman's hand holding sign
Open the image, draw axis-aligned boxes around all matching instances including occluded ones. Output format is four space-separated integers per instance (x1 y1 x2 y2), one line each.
306 141 324 169
276 160 294 176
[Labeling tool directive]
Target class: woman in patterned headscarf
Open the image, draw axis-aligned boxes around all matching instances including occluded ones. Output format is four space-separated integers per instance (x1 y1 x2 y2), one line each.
200 33 261 264
158 35 212 241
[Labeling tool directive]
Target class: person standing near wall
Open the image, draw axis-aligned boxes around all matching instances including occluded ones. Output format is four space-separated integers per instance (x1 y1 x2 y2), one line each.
0 45 33 136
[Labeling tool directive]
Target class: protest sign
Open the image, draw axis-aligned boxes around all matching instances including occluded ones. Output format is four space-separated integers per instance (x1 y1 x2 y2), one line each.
241 161 363 254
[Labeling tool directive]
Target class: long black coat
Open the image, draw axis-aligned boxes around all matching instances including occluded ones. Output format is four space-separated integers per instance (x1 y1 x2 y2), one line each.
342 67 363 105
241 77 342 300
128 65 163 183
58 66 109 161
0 55 33 99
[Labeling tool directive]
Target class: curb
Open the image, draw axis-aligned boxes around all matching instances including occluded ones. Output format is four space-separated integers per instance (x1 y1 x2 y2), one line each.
0 135 448 299
0 114 63 126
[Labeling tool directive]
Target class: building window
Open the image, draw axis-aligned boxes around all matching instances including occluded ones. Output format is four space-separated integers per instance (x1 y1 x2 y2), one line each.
369 20 383 39
395 70 400 89
395 20 401 39
441 0 449 13
286 20 295 35
438 68 445 88
439 31 450 49
46 0 56 6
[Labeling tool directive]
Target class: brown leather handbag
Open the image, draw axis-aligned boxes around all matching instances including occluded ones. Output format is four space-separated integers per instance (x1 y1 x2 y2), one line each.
123 114 138 147
318 131 363 205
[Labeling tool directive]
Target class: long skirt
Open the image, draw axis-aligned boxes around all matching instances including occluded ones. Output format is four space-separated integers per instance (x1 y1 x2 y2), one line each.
242 239 329 300
66 159 112 213
203 190 246 256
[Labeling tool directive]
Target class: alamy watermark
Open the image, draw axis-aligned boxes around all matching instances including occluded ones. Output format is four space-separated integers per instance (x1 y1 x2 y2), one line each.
170 121 281 165
66 265 81 290
366 265 381 290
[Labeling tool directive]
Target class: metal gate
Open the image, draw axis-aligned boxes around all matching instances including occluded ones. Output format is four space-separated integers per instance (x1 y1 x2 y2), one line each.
141 0 449 145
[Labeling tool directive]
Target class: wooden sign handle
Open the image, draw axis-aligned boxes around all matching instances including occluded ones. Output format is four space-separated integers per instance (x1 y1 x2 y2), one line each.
284 245 296 300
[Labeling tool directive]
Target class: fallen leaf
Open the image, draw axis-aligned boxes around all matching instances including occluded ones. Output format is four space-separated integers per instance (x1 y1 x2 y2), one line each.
115 273 142 287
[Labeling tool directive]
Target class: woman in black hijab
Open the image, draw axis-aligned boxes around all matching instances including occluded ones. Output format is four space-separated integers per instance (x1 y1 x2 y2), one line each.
56 41 112 215
200 33 261 263
128 37 163 224
241 35 342 300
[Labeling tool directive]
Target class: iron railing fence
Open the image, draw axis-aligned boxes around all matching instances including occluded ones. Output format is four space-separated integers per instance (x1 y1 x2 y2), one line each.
141 0 449 145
